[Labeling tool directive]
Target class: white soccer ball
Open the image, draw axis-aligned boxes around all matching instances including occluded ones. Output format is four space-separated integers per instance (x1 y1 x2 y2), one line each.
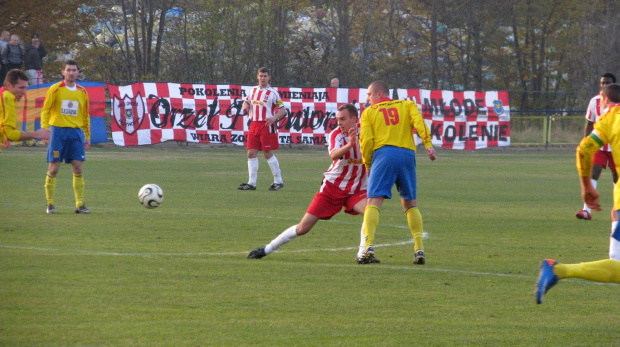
138 184 163 209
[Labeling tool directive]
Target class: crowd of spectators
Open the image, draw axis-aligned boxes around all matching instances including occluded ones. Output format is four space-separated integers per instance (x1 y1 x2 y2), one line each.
0 30 46 86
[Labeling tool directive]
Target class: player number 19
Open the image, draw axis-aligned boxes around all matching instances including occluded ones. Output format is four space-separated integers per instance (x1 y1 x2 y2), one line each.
379 107 399 125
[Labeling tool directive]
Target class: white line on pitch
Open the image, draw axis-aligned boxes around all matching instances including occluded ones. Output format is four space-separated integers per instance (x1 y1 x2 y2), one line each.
2 242 618 285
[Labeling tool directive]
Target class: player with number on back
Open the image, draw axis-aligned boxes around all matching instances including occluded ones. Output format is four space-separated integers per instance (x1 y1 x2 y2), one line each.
248 103 375 263
358 80 436 265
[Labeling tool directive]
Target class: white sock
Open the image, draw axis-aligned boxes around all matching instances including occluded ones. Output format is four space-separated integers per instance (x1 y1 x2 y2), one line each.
265 225 298 254
610 237 620 261
610 221 620 260
267 156 283 184
248 158 258 186
582 179 598 212
357 222 365 257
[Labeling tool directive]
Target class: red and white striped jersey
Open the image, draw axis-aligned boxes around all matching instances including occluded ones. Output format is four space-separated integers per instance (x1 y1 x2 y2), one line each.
586 95 611 152
321 126 367 194
245 86 284 122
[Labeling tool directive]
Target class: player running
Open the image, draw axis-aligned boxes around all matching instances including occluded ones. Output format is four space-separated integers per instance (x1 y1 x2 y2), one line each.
536 83 620 304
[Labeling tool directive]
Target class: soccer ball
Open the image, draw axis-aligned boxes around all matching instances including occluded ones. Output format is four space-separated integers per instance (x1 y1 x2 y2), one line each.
138 184 163 209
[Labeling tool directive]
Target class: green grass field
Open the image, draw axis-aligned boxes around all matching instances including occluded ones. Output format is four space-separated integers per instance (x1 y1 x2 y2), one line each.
1 145 620 346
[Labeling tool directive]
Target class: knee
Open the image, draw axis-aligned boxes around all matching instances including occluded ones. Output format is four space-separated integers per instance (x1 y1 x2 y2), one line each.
296 224 310 235
47 167 59 176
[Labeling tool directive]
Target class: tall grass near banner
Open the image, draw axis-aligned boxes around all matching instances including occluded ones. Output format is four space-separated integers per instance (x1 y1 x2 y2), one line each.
1 145 619 345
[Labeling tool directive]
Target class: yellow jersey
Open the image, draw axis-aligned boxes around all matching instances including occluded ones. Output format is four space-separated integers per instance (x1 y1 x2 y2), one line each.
41 81 91 139
0 87 21 143
360 98 432 169
577 104 620 209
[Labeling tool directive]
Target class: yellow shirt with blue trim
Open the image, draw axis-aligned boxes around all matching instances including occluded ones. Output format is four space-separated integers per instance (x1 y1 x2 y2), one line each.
41 81 91 139
577 104 620 209
360 98 432 169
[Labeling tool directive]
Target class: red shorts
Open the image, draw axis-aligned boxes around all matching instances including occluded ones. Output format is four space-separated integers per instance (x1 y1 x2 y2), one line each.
306 180 367 220
247 121 279 151
593 151 616 170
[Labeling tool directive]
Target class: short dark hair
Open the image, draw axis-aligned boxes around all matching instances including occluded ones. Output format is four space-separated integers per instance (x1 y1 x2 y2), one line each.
601 73 616 83
4 69 29 86
257 67 270 75
601 83 620 103
65 59 79 68
337 103 358 118
370 80 389 95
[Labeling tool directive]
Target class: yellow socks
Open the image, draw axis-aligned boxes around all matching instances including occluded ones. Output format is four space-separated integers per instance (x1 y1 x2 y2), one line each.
363 205 380 249
73 174 85 208
555 259 620 283
406 207 424 252
45 174 56 205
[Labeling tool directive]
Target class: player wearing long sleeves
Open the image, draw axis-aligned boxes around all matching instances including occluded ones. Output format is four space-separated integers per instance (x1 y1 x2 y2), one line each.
40 60 91 214
536 83 620 304
0 69 49 152
358 80 436 265
575 73 618 221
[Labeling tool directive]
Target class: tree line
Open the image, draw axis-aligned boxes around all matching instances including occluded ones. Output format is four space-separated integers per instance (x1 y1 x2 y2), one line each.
3 0 620 111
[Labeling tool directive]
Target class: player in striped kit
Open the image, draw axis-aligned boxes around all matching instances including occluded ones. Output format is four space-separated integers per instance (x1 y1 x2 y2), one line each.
248 103 377 263
238 67 287 191
576 73 618 221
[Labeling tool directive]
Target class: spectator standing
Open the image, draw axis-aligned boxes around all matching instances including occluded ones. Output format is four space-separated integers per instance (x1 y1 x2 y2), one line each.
77 67 87 81
330 77 340 88
24 34 46 86
0 30 10 85
1 35 24 72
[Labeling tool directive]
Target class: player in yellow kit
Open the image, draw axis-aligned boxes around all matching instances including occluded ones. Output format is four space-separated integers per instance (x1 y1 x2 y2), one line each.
536 83 620 304
358 80 436 264
41 60 91 214
0 69 49 152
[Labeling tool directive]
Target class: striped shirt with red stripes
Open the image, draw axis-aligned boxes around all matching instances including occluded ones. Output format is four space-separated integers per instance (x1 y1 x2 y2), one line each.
321 125 367 194
245 86 284 122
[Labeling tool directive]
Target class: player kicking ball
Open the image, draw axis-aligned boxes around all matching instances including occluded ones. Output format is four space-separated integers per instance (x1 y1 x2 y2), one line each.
248 103 379 264
536 83 620 303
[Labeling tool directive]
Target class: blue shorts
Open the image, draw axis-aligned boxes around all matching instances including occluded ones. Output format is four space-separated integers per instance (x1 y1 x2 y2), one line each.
367 146 417 200
47 126 86 163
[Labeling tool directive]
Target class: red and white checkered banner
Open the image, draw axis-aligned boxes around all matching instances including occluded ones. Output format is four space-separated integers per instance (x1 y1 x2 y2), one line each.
108 83 508 149
397 89 510 149
108 83 372 146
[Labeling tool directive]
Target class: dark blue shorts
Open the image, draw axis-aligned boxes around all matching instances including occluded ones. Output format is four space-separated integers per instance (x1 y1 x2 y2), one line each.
47 126 86 163
367 146 416 200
